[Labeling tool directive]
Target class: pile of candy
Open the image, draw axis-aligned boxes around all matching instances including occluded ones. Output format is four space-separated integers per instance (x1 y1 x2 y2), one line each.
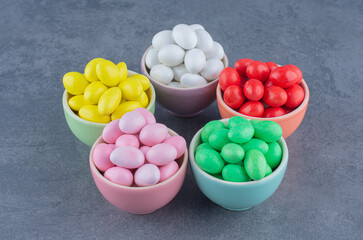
63 58 151 123
220 59 305 117
195 116 283 182
93 108 186 187
146 24 225 88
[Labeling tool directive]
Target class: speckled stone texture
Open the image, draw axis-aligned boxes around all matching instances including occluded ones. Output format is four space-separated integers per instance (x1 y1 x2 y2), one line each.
0 0 362 239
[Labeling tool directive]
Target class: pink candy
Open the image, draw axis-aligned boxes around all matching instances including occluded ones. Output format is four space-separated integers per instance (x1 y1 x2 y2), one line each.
104 167 133 187
133 108 156 125
115 134 140 148
134 164 160 187
159 161 179 182
110 146 145 169
102 119 123 144
93 143 114 172
119 111 146 134
163 136 187 159
139 123 168 146
146 143 177 166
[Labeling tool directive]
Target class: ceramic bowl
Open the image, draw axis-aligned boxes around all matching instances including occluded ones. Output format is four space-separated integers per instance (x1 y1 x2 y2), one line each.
140 46 228 117
62 70 156 147
89 128 188 214
189 118 288 211
216 79 309 138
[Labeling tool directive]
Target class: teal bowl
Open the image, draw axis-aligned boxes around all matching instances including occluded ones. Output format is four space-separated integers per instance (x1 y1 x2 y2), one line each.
62 70 156 147
189 118 289 211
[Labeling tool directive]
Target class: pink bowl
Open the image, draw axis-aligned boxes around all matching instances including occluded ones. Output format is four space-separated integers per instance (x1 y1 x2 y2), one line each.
89 128 188 214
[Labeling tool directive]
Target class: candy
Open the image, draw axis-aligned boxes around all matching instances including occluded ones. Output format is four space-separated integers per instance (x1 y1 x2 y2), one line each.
242 138 269 155
116 62 128 81
110 146 145 169
244 149 267 180
163 136 186 158
243 79 264 101
139 146 151 156
79 105 110 123
145 47 161 69
172 24 197 50
238 101 264 117
118 78 143 100
119 111 146 134
102 119 123 144
96 60 121 87
158 44 185 67
269 66 299 88
265 164 273 177
115 134 140 148
201 58 224 81
190 24 204 31
264 141 282 169
168 81 183 88
222 164 251 182
134 164 160 187
205 41 224 60
223 85 245 109
263 107 287 118
139 123 168 146
133 108 156 125
150 64 174 85
84 81 108 104
253 121 283 142
246 61 269 83
152 30 175 50
263 86 287 107
284 84 305 108
196 142 214 152
146 143 177 166
265 61 278 72
98 87 122 115
195 29 213 52
227 116 250 129
220 143 245 164
184 48 206 74
136 92 149 108
63 72 89 95
68 95 91 111
285 64 303 84
180 73 207 88
159 161 179 182
228 123 254 144
129 74 150 91
219 67 241 91
234 58 254 78
172 64 188 82
201 120 225 142
104 167 133 186
93 143 115 172
111 101 142 120
195 149 224 174
209 129 230 151
84 58 105 82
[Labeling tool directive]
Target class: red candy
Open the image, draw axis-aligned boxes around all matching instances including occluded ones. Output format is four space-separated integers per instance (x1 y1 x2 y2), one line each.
269 66 299 88
238 101 264 117
234 58 254 78
243 79 264 101
264 78 274 88
246 61 269 83
285 64 303 84
223 85 245 109
284 84 305 108
263 86 287 107
265 61 278 72
263 107 287 118
219 67 241 91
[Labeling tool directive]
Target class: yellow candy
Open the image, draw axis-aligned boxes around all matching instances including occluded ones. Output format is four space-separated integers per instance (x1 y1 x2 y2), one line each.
68 95 91 112
117 62 128 81
79 105 110 123
98 87 122 115
96 60 121 87
84 81 108 104
136 92 149 108
118 78 143 100
130 74 150 91
111 101 142 120
63 72 89 95
84 58 105 82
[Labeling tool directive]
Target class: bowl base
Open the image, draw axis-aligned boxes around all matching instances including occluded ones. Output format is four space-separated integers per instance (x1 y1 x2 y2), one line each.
167 109 205 118
223 206 252 211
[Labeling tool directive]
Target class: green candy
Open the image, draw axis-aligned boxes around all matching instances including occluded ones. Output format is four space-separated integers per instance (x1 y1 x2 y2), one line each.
195 149 225 174
227 116 250 129
211 174 223 180
265 164 273 177
242 138 269 154
196 142 214 152
244 149 267 180
220 143 245 164
228 123 254 144
264 141 282 169
253 121 283 142
209 129 230 151
250 119 262 128
201 120 225 142
222 164 251 182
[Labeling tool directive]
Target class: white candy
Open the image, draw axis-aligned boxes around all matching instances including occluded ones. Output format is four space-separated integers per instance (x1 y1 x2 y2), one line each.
168 81 183 88
145 48 160 69
184 49 206 74
190 24 205 31
181 73 207 88
205 41 224 60
172 24 197 50
152 30 175 50
158 44 185 67
172 64 188 82
195 29 214 53
201 59 224 81
150 64 174 85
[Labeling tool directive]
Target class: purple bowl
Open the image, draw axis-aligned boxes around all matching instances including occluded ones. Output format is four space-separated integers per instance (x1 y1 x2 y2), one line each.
141 46 229 117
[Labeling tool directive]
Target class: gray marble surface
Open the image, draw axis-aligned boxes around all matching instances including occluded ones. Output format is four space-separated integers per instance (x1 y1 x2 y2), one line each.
0 0 362 239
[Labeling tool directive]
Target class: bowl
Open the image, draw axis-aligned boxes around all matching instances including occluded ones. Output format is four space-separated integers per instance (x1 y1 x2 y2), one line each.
216 79 309 138
62 70 156 147
189 118 288 211
89 128 188 214
140 46 229 117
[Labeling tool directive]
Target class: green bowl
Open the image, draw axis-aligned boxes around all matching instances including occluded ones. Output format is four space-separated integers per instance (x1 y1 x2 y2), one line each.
62 70 156 147
189 118 288 211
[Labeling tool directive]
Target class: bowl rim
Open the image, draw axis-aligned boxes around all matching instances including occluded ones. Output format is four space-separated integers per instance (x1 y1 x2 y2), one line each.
89 128 189 191
189 118 288 186
216 73 310 120
62 70 156 126
140 45 229 91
